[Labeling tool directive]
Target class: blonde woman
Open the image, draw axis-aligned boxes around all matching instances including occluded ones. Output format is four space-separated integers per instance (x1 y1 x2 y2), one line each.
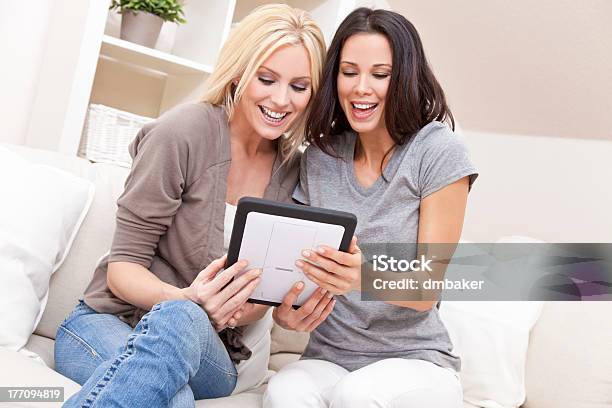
55 5 328 406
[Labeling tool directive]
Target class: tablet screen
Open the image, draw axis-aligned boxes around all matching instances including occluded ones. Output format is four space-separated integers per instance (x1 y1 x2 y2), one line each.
237 211 345 305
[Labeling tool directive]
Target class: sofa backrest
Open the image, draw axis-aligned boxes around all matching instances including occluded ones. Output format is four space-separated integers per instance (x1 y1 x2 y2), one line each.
461 131 612 242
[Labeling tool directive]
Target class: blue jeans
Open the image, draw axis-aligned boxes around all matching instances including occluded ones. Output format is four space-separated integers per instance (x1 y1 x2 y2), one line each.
55 299 237 407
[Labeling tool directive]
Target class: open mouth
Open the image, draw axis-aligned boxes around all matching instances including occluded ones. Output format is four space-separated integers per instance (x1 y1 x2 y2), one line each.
351 102 378 120
259 105 290 127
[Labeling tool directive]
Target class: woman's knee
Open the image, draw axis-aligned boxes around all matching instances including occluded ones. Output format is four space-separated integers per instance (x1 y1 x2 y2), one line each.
330 374 374 408
265 369 301 404
264 364 328 408
141 300 215 372
330 362 463 408
332 382 462 408
154 300 213 335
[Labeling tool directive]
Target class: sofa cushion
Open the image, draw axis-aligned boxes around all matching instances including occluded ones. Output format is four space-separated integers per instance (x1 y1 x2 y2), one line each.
523 301 612 408
0 348 81 404
440 301 543 408
270 323 309 354
268 352 300 372
24 334 56 369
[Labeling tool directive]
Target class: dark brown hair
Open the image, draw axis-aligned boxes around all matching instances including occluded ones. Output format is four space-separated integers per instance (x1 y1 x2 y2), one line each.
306 7 454 157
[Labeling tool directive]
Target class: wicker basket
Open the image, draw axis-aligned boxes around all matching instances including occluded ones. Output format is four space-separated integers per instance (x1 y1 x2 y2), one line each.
78 104 154 168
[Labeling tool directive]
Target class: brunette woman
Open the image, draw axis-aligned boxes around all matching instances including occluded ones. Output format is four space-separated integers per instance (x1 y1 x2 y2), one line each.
266 8 478 408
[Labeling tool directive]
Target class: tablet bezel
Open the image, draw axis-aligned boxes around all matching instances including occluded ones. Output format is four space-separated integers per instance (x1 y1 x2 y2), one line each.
226 196 357 308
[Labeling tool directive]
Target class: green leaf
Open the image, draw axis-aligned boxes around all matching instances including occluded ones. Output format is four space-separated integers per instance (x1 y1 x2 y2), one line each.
109 0 187 24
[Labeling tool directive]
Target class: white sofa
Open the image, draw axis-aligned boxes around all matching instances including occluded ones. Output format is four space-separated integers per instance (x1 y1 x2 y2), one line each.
1 143 611 408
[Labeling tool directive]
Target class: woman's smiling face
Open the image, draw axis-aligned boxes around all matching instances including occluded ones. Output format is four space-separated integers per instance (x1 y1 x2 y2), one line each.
235 44 312 141
337 33 393 136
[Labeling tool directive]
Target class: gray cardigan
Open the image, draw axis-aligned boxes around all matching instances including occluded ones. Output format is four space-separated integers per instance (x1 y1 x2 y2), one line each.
83 102 299 358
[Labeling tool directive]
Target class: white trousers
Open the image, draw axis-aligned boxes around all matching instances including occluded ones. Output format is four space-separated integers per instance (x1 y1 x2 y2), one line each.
263 358 462 408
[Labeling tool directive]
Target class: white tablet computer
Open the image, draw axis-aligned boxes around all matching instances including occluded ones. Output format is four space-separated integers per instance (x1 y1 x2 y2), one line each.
226 197 357 308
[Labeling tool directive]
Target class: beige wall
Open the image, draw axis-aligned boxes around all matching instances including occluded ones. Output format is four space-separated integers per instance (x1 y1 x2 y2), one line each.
389 0 612 140
0 0 55 146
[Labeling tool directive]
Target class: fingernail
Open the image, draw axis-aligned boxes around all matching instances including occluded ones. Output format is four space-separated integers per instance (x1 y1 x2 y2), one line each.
295 260 304 268
302 250 311 257
320 288 327 295
327 292 334 298
296 281 304 289
238 260 248 268
317 246 325 254
253 268 262 276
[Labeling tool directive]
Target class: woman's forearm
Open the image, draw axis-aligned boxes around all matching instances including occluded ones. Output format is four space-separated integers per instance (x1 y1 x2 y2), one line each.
107 261 187 310
382 179 469 312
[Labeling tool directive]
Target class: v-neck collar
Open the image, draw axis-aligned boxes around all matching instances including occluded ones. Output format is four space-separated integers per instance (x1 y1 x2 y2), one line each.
344 131 404 197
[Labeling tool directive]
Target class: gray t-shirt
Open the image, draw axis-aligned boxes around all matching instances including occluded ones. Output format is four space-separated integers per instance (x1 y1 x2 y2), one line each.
293 121 478 372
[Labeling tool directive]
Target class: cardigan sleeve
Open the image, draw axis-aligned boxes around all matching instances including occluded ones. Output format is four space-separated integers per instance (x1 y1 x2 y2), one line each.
108 119 190 269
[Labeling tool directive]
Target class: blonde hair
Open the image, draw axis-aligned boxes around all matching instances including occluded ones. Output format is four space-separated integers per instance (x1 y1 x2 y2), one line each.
203 4 326 159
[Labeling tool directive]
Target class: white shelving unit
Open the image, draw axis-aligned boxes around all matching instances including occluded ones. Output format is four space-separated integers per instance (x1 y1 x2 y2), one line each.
99 35 213 76
26 0 361 156
90 0 234 120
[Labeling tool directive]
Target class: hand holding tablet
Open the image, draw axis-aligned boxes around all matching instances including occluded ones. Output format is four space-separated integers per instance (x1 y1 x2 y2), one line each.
226 197 357 308
273 282 336 332
295 235 363 296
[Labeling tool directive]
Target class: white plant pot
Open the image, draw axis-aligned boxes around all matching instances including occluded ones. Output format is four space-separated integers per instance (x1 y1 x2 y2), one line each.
120 10 163 48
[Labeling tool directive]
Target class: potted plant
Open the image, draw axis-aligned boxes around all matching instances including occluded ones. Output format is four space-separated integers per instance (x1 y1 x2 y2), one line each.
110 0 186 48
